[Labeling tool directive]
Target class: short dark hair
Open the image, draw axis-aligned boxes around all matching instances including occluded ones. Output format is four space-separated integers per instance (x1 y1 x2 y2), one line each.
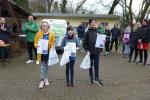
67 26 73 31
89 19 96 24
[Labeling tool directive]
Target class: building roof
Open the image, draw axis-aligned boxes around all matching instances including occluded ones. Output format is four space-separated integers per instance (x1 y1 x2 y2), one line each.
32 13 121 19
9 0 31 17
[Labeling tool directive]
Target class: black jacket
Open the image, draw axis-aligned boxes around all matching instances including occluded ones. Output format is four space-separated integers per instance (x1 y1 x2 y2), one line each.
111 27 121 40
77 25 85 38
140 25 150 42
129 31 139 48
83 28 101 54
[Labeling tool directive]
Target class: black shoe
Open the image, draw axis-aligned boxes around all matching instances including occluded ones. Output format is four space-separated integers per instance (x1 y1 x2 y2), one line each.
70 81 74 87
66 81 69 86
94 79 104 86
89 77 93 84
136 61 143 64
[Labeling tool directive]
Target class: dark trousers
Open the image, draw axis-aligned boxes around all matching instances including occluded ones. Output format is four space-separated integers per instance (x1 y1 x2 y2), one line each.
129 47 138 61
89 53 100 80
66 60 75 82
110 39 118 52
139 49 148 64
26 42 37 60
0 47 9 59
105 41 110 52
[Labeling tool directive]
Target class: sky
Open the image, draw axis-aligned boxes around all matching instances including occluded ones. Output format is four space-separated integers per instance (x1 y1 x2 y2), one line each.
65 0 142 15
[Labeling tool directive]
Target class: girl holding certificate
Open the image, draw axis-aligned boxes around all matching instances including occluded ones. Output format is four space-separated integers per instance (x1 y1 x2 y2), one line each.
34 21 55 89
61 26 80 87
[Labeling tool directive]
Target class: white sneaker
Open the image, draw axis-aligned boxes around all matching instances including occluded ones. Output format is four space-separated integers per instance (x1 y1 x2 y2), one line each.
36 61 39 64
44 79 49 86
26 60 34 64
39 81 45 89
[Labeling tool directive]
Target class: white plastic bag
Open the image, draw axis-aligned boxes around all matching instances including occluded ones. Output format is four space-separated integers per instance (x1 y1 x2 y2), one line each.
80 53 91 69
60 51 70 66
48 46 59 66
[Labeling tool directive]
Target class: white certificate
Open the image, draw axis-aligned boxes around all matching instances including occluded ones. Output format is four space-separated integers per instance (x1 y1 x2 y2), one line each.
37 39 49 54
65 42 76 56
95 34 106 48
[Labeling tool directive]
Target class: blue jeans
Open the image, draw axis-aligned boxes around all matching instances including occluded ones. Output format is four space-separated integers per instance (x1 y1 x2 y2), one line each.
89 53 100 80
123 44 129 55
40 61 49 80
66 60 75 82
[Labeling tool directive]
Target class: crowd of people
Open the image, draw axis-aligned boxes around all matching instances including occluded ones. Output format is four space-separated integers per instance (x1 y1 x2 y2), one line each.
1 15 150 89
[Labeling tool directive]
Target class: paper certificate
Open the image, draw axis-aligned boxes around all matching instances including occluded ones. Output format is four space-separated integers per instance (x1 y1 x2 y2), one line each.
37 39 49 54
65 42 76 56
95 34 106 48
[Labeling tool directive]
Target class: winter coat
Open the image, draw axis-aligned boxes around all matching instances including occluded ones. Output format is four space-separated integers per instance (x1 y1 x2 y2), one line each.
22 21 39 42
83 28 102 54
77 25 85 38
111 27 121 40
61 33 80 61
34 31 55 62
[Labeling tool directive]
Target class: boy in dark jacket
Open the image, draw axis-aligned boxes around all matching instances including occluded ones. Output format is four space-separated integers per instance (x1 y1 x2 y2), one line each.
83 19 104 86
110 23 121 52
61 26 80 87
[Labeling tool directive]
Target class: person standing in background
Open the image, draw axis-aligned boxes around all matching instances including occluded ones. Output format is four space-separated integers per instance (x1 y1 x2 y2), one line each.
136 19 150 66
110 23 121 53
129 22 141 62
77 22 85 51
0 18 10 61
104 26 111 56
122 26 131 58
22 15 39 64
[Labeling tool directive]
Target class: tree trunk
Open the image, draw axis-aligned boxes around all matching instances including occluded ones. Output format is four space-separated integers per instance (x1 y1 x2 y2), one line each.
108 0 120 14
137 1 150 22
61 0 67 13
128 0 133 28
47 0 54 13
75 0 87 13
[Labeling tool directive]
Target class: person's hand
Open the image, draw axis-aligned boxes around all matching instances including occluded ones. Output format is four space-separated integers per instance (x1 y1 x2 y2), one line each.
138 39 142 43
35 45 39 48
76 47 80 51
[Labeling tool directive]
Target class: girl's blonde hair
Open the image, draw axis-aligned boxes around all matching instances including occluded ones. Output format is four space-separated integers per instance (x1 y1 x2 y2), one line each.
40 21 50 29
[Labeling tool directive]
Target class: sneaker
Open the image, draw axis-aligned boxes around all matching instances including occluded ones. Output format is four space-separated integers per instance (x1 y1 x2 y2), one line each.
94 79 104 86
39 81 45 89
36 61 39 64
44 79 49 86
26 60 34 64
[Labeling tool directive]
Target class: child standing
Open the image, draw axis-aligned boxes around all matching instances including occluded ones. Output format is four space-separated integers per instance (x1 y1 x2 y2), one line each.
129 23 141 62
123 27 130 58
34 21 55 89
104 26 111 56
61 26 80 87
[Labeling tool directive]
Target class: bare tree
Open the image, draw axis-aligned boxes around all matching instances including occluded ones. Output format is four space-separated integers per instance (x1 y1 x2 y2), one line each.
46 0 54 13
137 0 150 21
60 0 67 13
75 0 87 13
108 0 120 14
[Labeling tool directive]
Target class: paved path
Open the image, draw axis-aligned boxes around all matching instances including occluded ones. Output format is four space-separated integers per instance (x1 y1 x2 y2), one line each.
0 51 150 100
